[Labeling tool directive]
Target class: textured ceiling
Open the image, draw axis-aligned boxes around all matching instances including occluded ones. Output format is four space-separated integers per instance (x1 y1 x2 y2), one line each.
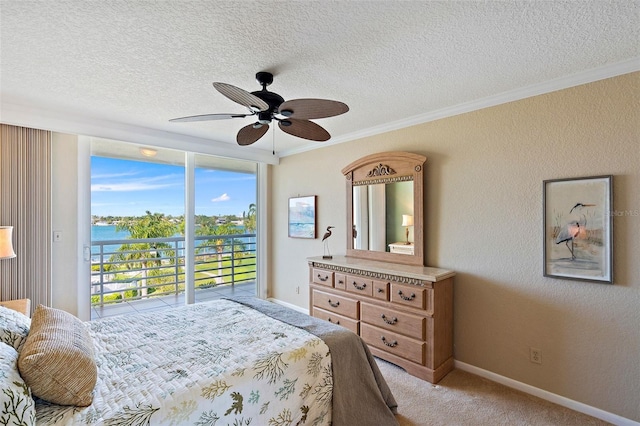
1 1 639 161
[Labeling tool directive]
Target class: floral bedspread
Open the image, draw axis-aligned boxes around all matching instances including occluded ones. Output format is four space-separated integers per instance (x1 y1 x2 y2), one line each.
35 300 333 425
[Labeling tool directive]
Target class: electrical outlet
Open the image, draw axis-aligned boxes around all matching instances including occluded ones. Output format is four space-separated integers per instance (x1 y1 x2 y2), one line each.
530 347 542 364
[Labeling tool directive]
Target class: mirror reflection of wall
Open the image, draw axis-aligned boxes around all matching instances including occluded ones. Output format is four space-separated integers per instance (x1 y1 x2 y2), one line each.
369 184 386 251
353 180 413 252
353 184 386 250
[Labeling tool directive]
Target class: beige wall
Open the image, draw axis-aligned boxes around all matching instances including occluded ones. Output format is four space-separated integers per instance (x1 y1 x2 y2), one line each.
270 73 640 421
51 133 92 319
51 132 78 314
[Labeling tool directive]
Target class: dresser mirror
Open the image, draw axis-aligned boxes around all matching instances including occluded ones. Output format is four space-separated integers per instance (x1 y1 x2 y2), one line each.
342 151 426 266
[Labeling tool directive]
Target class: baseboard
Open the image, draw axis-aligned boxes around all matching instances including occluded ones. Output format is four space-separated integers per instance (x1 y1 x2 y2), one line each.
267 297 309 315
454 361 639 426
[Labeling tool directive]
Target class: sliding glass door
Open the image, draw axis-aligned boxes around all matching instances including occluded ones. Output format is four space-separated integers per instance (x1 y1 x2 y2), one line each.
193 154 257 303
89 140 257 318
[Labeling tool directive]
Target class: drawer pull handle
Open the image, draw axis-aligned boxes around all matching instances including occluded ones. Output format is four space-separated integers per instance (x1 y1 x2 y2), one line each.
377 288 384 293
398 290 416 301
338 280 344 285
317 274 329 282
328 299 340 308
381 336 398 347
352 282 367 290
327 318 340 325
380 314 398 325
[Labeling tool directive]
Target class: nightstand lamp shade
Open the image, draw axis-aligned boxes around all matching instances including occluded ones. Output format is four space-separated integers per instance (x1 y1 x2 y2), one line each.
0 226 16 260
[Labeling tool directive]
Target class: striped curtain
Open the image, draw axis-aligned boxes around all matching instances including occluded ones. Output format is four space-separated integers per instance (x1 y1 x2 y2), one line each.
0 124 52 310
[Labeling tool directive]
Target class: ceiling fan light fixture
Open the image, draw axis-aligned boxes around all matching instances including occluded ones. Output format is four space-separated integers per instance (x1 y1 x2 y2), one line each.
280 120 292 127
280 109 293 117
258 111 272 125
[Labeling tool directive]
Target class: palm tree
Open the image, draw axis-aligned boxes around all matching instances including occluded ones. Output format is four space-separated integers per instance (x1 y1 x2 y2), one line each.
196 220 243 286
244 203 257 233
110 211 178 297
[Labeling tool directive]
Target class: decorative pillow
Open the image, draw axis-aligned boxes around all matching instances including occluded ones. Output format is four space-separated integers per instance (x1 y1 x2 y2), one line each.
0 342 36 425
0 305 31 352
18 305 97 406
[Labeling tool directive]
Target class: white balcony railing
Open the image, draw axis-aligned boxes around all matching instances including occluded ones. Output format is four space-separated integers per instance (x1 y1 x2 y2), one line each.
91 234 256 307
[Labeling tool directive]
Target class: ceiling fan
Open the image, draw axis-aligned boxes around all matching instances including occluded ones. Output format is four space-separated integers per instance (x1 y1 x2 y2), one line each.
170 71 349 146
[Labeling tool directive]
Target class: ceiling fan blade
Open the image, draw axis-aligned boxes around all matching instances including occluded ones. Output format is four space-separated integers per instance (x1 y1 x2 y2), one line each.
169 113 253 122
237 123 269 146
278 99 349 120
213 82 269 112
278 119 331 141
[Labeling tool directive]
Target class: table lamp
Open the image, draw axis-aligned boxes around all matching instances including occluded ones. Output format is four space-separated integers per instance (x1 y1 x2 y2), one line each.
0 226 16 260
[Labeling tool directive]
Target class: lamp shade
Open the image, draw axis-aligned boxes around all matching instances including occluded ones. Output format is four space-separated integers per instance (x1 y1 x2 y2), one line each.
0 226 16 260
401 215 414 227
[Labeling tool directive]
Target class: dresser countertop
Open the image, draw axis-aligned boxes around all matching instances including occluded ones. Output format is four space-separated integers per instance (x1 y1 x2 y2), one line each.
308 255 455 282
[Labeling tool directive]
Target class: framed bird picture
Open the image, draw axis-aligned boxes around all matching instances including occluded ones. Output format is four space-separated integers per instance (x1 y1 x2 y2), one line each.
543 175 613 283
288 195 317 239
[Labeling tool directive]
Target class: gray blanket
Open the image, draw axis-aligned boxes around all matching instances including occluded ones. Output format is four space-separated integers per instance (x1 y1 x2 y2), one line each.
226 296 399 426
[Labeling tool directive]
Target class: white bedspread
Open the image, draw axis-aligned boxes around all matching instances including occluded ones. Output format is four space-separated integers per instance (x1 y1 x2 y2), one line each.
35 300 333 425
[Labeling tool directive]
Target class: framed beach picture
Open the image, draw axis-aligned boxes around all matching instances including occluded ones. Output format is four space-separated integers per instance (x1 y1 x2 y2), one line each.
288 195 317 239
543 175 613 283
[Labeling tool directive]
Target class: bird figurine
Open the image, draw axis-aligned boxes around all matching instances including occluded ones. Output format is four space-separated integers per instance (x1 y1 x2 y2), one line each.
322 226 334 259
555 203 595 260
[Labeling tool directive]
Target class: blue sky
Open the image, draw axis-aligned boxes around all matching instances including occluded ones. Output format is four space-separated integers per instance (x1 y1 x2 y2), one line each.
91 157 256 217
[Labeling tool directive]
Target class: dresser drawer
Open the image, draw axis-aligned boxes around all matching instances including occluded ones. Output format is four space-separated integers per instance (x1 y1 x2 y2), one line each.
312 307 359 334
345 274 373 297
372 280 389 301
360 323 425 364
312 268 334 287
360 302 425 340
334 273 347 290
390 282 427 310
312 289 359 319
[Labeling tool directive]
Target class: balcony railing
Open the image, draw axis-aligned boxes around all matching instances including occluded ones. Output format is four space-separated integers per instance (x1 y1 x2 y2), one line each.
91 234 256 307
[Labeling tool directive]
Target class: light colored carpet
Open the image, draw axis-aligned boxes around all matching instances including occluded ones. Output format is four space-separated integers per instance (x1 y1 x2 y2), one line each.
375 359 611 426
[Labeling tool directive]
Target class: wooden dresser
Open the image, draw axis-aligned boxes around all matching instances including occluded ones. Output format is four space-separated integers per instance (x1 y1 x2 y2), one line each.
308 255 454 383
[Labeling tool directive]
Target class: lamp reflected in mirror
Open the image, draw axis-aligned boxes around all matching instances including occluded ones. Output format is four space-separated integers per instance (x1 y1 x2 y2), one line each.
401 215 413 245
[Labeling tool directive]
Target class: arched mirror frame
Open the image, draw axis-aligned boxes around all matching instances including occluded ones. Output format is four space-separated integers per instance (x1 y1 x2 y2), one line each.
342 151 426 266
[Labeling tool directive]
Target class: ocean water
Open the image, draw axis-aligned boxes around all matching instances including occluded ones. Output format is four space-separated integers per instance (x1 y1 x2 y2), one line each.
91 225 130 241
91 225 131 257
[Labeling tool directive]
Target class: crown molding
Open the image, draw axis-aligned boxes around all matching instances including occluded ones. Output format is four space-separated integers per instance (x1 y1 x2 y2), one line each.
279 57 640 157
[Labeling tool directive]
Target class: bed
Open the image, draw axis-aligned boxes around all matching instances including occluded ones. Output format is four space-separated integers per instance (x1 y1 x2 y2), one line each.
0 296 398 426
